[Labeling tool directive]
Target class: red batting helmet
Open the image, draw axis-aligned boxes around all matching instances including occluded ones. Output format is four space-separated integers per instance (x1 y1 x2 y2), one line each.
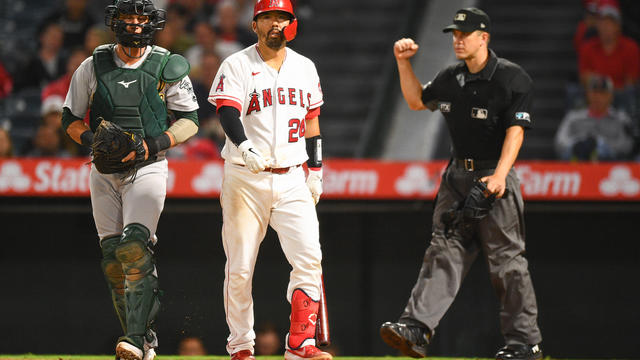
253 0 298 41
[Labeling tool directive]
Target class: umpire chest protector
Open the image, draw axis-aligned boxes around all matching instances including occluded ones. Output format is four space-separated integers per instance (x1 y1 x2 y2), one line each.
90 44 189 138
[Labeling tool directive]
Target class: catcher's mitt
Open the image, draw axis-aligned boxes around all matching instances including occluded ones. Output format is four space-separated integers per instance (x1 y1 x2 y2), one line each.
441 180 497 241
462 180 497 221
91 119 146 179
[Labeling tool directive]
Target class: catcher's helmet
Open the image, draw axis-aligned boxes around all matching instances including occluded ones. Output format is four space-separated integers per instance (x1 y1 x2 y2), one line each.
253 0 298 41
105 0 166 48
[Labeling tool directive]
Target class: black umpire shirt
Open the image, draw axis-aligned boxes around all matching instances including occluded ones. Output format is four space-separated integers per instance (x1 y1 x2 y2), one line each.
421 49 533 160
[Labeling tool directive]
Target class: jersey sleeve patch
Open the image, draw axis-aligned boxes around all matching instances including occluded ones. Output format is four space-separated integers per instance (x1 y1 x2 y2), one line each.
214 73 226 92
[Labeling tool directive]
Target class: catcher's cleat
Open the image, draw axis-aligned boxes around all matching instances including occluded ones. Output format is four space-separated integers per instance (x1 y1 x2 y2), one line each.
116 341 143 360
380 321 430 358
496 344 542 360
231 350 255 360
285 345 333 360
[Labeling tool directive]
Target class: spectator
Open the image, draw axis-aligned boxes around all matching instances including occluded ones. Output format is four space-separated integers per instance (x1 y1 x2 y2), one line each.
39 0 97 51
172 0 215 31
40 103 86 157
0 123 13 157
153 3 195 54
41 47 88 122
236 0 257 31
41 47 89 157
39 98 85 157
186 50 225 155
184 20 240 67
254 323 281 356
13 22 67 91
574 0 600 52
153 21 180 54
556 75 635 161
0 61 13 98
177 336 207 356
191 51 221 124
167 49 223 161
212 0 255 48
185 21 218 70
578 1 639 115
25 124 71 158
84 26 112 56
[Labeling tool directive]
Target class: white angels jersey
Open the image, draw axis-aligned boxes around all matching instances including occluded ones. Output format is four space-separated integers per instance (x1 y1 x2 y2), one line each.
208 45 323 168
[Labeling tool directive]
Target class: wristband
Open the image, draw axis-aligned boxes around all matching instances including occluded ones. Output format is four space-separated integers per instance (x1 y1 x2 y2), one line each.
306 135 322 168
146 133 172 155
80 130 94 147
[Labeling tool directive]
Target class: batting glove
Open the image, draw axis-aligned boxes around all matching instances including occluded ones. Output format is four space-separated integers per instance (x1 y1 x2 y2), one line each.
238 140 267 174
306 168 323 205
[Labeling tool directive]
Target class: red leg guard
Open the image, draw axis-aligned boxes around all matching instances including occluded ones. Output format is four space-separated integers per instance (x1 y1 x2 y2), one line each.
288 289 319 349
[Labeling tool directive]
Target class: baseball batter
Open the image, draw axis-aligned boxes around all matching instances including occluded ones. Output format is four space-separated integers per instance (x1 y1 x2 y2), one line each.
208 1 329 360
61 1 199 360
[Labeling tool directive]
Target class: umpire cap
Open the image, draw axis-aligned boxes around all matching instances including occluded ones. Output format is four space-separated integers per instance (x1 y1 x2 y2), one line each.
443 8 491 33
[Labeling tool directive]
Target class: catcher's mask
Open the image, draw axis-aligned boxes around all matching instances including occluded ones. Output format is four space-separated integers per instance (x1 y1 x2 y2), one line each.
105 0 166 48
253 0 298 41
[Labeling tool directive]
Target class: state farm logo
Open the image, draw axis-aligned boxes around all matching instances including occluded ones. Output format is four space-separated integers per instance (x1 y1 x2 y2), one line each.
192 163 223 193
395 164 438 196
33 161 90 192
0 160 91 193
599 166 640 196
515 165 581 196
323 165 378 194
0 161 31 192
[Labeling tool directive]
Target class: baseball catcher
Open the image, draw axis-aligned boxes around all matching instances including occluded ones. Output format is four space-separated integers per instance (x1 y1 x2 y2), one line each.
60 1 200 359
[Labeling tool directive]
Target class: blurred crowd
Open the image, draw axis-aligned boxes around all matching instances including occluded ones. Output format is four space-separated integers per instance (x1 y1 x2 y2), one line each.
1 0 640 163
558 0 640 161
0 0 258 159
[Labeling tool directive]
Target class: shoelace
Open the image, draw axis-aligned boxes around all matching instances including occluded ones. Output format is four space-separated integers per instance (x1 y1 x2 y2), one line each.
407 326 430 346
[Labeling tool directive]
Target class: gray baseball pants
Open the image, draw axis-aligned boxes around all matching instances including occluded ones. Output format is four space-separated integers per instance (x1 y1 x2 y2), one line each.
400 165 542 346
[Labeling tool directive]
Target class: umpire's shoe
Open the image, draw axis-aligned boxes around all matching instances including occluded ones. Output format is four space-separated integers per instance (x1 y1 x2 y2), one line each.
495 344 543 360
380 322 430 358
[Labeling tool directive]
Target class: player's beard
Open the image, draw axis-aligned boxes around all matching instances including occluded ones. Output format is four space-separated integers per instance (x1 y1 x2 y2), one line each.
265 29 286 50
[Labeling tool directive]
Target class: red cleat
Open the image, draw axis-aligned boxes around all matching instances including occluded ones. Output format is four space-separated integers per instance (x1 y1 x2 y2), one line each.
231 350 255 360
285 345 333 360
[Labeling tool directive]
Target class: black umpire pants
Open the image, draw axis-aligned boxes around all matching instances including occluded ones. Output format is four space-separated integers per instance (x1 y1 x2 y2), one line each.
400 164 543 346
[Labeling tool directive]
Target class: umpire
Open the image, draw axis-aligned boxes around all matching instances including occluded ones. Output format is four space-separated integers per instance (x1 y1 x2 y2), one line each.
380 8 543 360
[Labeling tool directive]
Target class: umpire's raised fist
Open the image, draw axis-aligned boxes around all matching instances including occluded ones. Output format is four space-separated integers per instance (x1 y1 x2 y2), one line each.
394 38 419 60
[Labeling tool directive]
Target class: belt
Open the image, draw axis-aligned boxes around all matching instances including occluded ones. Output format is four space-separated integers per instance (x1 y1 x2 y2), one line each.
452 158 498 171
264 165 300 174
234 163 301 174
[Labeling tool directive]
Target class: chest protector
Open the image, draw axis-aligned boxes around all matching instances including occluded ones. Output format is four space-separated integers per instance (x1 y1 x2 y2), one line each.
90 45 174 138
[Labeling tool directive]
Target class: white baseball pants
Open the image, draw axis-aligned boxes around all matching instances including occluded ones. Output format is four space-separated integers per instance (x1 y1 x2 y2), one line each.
220 162 322 355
